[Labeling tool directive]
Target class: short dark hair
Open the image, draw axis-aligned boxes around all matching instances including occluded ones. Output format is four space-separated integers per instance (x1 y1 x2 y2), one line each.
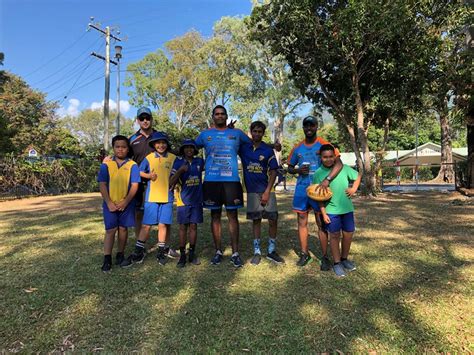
212 105 227 116
250 121 266 132
320 144 335 154
112 135 130 148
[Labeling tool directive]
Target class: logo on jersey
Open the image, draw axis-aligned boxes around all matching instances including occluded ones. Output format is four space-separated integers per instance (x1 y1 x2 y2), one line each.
207 136 212 141
259 155 265 161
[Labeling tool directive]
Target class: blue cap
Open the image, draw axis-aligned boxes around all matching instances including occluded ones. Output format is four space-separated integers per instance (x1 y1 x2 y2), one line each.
137 106 152 118
179 139 199 156
148 131 170 149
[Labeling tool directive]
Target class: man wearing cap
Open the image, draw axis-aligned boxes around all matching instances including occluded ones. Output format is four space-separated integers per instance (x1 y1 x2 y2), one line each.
287 115 342 268
195 105 253 268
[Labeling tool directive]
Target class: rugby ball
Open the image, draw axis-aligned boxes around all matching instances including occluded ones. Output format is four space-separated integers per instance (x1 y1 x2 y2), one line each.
306 184 333 202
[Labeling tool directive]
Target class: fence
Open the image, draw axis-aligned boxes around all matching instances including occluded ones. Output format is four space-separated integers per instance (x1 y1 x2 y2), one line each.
0 156 101 200
379 161 466 191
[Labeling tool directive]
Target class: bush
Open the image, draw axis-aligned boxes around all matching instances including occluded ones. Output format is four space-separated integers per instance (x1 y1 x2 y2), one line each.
0 155 100 198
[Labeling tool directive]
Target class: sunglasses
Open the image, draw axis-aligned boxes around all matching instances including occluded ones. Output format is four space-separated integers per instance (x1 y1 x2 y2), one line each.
138 116 152 122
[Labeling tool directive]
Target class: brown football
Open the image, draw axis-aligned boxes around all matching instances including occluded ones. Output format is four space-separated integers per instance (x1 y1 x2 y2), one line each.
306 184 333 202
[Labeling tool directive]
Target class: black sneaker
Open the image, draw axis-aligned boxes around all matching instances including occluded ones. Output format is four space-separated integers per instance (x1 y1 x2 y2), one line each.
120 251 145 268
250 254 261 265
101 260 112 273
296 253 313 267
115 252 124 266
210 252 223 265
188 251 201 265
157 250 168 265
230 254 244 268
177 254 186 268
320 256 331 271
267 251 285 264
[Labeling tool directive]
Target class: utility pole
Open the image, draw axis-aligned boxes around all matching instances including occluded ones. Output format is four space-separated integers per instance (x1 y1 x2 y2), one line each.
88 18 121 151
115 45 123 136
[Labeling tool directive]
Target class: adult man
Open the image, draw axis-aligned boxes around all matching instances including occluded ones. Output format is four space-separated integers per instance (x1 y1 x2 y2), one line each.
195 105 252 268
239 121 284 265
287 115 342 268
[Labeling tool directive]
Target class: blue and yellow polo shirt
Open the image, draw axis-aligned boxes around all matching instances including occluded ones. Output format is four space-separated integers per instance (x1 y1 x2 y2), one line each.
97 158 140 203
140 151 176 203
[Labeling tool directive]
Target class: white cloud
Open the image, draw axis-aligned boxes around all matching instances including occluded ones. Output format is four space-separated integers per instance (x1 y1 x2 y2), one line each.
57 98 81 117
90 99 130 114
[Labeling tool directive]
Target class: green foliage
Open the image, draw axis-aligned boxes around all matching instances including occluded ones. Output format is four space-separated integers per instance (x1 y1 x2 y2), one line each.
0 71 81 156
61 109 135 155
0 155 100 197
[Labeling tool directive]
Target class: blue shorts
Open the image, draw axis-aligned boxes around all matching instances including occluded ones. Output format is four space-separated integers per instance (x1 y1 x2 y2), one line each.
143 202 173 225
102 201 136 230
292 193 320 213
177 205 204 224
325 212 355 233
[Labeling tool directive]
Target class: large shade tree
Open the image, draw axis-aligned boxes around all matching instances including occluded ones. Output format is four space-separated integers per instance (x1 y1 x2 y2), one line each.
250 0 440 194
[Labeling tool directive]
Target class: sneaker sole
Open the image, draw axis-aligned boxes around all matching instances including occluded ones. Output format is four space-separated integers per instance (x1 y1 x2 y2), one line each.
251 256 261 265
231 262 243 268
266 256 284 264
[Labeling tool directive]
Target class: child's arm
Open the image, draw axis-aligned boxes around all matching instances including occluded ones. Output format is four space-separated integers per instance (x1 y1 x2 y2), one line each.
346 172 362 197
169 162 189 188
261 169 277 206
319 202 331 224
99 182 117 212
140 170 157 181
116 183 139 211
316 156 343 193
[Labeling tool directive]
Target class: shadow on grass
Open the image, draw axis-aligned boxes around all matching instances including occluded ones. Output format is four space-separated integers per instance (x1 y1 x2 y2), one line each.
0 192 472 352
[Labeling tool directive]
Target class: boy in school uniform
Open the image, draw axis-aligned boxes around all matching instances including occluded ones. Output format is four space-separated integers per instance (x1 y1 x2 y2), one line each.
239 121 285 265
313 144 362 277
169 139 205 268
97 135 140 272
122 132 176 266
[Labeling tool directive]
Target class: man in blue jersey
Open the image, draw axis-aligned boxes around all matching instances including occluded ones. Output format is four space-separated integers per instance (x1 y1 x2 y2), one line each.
195 105 252 268
240 121 285 265
287 115 342 268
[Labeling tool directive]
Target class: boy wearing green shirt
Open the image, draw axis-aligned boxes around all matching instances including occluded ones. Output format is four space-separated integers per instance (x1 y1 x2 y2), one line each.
313 144 362 277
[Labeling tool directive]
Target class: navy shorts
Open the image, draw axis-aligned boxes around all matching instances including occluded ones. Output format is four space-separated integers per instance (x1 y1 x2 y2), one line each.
102 201 136 230
325 212 355 233
177 205 204 224
143 202 173 225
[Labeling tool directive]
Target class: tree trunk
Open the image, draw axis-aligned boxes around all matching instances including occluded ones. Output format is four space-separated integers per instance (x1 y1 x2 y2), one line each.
436 105 455 183
353 74 376 195
467 109 474 188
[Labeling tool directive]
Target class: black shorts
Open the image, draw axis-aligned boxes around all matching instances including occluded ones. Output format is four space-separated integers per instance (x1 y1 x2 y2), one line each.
203 181 243 210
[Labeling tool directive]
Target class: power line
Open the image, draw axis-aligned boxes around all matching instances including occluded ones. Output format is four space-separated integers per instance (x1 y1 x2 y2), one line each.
31 37 103 86
58 58 96 105
24 31 89 78
51 74 104 102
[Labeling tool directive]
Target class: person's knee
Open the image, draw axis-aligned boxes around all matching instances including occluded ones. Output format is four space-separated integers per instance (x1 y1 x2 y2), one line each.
297 213 307 226
118 226 127 233
211 209 222 220
189 224 197 231
141 224 152 231
226 210 238 220
106 227 118 235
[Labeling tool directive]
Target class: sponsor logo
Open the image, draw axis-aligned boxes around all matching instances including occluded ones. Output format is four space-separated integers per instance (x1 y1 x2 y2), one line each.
207 136 212 141
259 155 265 161
204 199 215 205
233 199 241 204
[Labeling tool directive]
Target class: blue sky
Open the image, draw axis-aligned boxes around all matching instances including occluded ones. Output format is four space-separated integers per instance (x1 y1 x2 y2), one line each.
1 0 253 118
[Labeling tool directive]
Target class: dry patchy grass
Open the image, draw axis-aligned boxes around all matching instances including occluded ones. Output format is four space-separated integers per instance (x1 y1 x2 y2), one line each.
0 191 472 352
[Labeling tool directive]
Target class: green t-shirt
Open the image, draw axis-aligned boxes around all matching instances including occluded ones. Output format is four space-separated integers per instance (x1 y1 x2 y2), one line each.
313 164 359 215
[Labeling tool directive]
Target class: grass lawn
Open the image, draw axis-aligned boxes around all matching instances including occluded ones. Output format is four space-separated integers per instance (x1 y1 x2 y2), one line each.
0 192 473 352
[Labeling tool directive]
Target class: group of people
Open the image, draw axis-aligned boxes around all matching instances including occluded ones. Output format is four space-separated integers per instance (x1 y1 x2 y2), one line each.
98 105 361 277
